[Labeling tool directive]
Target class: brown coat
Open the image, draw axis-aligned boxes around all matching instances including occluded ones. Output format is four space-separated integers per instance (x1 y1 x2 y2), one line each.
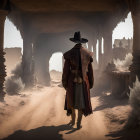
62 44 94 116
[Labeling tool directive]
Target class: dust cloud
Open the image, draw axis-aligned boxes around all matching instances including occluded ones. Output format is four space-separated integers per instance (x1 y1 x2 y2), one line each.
113 53 133 71
0 86 108 140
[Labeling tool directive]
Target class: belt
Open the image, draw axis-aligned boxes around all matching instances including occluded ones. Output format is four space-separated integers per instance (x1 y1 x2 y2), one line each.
71 69 81 74
73 77 83 83
71 69 83 83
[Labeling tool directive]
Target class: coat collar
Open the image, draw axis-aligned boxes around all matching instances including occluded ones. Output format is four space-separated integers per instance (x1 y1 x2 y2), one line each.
73 43 82 49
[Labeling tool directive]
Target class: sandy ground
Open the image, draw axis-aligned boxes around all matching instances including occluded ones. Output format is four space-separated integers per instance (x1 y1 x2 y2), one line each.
1 71 138 140
0 85 109 140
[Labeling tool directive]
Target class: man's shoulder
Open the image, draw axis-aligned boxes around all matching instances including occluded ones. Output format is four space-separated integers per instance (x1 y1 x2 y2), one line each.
63 45 93 61
81 47 93 57
63 48 74 59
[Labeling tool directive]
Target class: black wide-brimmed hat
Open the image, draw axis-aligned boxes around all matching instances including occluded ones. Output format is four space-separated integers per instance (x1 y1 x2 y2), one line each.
70 31 88 43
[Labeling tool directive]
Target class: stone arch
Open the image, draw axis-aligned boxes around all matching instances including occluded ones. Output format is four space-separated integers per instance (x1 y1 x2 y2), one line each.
0 0 140 100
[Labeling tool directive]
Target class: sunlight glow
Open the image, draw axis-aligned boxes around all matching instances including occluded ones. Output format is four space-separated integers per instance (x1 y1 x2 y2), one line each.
4 18 23 49
49 53 63 72
96 40 99 63
91 45 93 52
101 38 104 54
112 12 133 44
86 43 88 49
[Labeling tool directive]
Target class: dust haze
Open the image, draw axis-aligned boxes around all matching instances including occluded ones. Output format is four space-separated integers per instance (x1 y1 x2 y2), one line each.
0 46 132 140
0 85 108 140
1 53 108 139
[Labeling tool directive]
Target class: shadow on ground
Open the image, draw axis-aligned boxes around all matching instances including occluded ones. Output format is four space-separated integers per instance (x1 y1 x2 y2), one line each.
106 128 140 140
1 125 72 140
93 94 128 112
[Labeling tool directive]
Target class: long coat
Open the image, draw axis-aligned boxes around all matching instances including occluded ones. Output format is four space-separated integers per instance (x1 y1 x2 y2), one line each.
62 44 94 116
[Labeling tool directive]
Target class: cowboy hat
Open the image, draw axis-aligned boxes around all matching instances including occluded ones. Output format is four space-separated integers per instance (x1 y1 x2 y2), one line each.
70 31 88 43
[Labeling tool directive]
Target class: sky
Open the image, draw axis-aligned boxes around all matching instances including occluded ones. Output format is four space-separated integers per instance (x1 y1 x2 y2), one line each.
112 12 133 41
4 13 133 72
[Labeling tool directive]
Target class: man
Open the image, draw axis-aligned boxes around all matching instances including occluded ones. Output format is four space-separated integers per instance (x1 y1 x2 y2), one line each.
62 31 94 129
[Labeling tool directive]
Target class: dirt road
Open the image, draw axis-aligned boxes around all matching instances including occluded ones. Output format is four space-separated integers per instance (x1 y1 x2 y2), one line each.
0 86 109 140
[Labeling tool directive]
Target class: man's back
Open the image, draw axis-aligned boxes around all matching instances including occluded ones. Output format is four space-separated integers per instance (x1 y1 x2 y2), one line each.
62 32 94 129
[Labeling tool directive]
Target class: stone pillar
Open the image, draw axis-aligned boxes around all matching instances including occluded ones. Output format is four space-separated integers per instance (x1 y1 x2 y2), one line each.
88 45 92 52
34 43 51 86
22 34 34 88
129 0 140 83
0 10 8 101
103 29 113 69
35 54 51 86
92 39 98 69
93 39 97 60
45 55 51 85
88 40 92 52
98 37 103 70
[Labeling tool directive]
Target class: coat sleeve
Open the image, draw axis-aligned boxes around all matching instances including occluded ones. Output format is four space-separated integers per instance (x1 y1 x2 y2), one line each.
87 58 94 89
62 58 70 90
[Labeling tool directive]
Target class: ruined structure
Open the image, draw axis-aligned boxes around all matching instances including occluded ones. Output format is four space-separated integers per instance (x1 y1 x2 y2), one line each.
114 37 133 49
113 38 133 60
0 0 140 99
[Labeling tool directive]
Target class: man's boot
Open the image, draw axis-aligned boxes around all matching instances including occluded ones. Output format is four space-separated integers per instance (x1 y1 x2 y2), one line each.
68 108 75 126
77 109 82 129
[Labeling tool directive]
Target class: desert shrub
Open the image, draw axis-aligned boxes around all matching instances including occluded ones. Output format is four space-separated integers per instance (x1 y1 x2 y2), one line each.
5 62 25 95
126 77 140 128
11 62 22 78
5 77 25 95
129 77 140 110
